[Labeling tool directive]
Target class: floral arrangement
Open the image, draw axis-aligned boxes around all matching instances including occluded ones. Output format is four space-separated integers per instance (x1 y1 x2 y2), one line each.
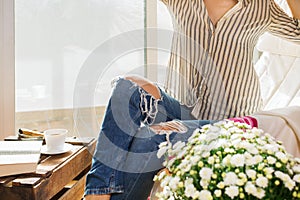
154 120 300 200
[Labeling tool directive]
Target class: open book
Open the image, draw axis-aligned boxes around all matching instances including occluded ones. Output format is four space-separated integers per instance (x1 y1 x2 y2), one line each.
0 141 43 177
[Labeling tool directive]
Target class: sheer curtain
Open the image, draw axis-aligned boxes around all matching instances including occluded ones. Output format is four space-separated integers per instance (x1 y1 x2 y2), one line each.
255 0 300 110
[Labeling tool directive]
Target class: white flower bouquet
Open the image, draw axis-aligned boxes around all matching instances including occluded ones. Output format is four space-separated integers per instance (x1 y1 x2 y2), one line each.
154 120 300 200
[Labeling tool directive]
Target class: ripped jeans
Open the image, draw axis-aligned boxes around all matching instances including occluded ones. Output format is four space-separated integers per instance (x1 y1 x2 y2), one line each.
84 78 212 199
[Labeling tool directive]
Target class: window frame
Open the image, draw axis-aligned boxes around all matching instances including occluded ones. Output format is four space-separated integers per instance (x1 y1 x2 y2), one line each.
145 0 158 82
0 0 15 140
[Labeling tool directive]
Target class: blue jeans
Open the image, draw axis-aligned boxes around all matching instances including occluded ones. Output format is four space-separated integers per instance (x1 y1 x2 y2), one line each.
85 78 212 199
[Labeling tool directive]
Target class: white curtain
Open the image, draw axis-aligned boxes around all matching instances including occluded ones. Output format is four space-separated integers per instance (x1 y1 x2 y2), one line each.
254 0 300 110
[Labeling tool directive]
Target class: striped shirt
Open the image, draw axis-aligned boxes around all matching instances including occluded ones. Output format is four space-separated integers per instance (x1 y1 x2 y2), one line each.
161 0 300 120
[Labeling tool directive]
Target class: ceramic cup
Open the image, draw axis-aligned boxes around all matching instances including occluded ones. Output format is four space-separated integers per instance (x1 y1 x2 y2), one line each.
44 129 68 152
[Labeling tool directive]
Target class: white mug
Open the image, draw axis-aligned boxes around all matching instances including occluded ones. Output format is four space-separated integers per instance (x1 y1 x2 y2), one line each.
44 129 68 152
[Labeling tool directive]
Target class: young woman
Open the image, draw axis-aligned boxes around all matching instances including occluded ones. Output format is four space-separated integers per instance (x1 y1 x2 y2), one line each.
163 0 300 120
85 0 300 199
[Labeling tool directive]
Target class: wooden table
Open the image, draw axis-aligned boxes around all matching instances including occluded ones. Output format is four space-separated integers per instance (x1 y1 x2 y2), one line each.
0 137 96 200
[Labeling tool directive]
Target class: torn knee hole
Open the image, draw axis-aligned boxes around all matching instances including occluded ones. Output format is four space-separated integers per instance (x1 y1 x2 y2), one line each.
124 76 161 99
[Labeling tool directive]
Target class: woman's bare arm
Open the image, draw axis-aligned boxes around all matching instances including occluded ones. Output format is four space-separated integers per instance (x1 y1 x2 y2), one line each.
287 0 300 19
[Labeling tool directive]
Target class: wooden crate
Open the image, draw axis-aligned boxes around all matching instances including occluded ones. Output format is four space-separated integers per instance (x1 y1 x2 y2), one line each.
0 138 96 200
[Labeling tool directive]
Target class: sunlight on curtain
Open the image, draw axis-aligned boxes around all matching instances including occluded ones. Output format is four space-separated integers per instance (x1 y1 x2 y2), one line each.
254 0 300 110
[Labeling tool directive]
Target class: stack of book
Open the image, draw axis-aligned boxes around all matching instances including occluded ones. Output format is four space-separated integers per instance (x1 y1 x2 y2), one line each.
0 141 43 177
18 128 44 140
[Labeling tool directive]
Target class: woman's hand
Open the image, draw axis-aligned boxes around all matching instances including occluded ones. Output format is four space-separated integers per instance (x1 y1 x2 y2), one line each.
287 0 300 19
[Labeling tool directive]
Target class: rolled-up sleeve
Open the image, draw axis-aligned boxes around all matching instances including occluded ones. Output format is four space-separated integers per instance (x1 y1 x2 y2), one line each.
160 0 169 5
268 0 300 43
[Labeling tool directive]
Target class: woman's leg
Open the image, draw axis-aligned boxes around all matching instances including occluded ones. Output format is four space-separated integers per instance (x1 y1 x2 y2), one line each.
85 76 195 199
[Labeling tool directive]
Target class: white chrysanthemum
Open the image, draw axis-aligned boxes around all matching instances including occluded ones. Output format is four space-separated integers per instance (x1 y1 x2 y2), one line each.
266 156 277 165
254 188 266 199
264 144 278 153
244 152 252 159
199 190 213 200
246 169 257 179
225 186 239 199
245 157 256 166
160 176 172 188
263 167 274 175
224 172 238 185
293 174 300 183
208 156 215 165
184 178 197 198
236 179 245 186
157 146 169 159
256 138 267 146
156 170 167 181
222 155 232 166
216 138 228 148
190 155 201 165
275 152 288 163
285 180 296 191
223 120 234 128
253 155 263 164
230 133 243 140
172 141 186 153
168 176 181 190
206 141 220 152
199 167 213 180
178 159 192 172
292 165 300 173
193 145 204 155
230 154 245 167
194 133 207 142
256 176 268 188
176 149 187 160
214 189 222 197
243 132 256 139
217 182 225 189
209 125 221 133
224 148 235 154
158 141 168 148
202 151 210 158
251 128 263 136
205 132 220 143
200 179 209 188
247 145 259 155
161 186 173 198
246 155 263 166
192 191 201 199
245 182 257 195
275 171 289 182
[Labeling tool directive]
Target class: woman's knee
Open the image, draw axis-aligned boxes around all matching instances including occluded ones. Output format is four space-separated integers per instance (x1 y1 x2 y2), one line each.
124 75 161 99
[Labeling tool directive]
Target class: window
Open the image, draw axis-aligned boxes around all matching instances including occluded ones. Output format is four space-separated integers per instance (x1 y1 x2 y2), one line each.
13 0 147 139
0 0 172 139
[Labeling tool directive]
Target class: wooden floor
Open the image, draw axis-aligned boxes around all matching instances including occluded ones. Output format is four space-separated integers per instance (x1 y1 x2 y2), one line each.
15 106 106 138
